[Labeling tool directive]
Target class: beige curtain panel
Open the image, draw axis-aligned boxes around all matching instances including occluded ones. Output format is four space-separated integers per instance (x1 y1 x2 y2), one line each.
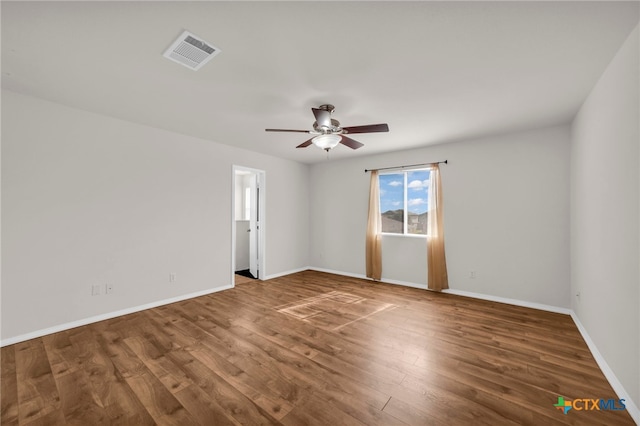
427 164 449 291
366 170 382 280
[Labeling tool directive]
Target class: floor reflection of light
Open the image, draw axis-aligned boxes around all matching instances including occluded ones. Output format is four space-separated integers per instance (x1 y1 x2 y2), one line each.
276 291 396 331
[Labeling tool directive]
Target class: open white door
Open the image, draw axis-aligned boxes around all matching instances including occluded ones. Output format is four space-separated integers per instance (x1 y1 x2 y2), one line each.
232 165 265 285
248 173 259 278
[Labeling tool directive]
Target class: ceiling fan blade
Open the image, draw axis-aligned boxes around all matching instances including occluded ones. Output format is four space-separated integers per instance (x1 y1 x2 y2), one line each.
342 123 389 134
266 129 312 133
296 138 314 148
340 136 364 150
312 108 332 128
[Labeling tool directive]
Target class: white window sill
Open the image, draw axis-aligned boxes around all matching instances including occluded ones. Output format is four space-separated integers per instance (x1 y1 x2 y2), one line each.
381 233 428 238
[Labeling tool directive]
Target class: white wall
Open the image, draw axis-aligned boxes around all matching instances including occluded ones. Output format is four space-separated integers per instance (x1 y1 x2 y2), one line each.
1 90 309 341
234 175 244 221
310 125 571 307
235 220 250 271
571 24 639 409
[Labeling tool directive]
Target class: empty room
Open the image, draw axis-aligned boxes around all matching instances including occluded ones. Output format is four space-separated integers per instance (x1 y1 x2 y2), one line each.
1 1 638 425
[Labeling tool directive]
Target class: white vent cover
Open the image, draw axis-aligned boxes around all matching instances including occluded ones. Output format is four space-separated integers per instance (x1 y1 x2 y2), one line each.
163 31 221 71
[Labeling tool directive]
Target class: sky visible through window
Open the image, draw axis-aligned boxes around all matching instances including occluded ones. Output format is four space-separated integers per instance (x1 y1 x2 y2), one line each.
379 170 430 214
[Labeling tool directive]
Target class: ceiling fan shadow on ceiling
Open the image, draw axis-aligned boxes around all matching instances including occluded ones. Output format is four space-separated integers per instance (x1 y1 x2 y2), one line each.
265 104 389 152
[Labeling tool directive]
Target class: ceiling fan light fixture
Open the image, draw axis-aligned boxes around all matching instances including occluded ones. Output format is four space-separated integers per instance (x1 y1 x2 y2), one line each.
312 134 342 151
265 104 388 153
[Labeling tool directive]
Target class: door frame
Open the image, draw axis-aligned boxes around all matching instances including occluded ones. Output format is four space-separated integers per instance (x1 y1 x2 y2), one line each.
231 165 266 286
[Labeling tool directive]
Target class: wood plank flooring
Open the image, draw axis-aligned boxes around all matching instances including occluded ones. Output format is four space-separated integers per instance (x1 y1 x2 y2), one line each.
1 270 634 425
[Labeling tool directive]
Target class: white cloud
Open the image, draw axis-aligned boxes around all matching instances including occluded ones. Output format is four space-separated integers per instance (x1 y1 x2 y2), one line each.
392 201 402 207
408 179 429 190
388 180 403 187
408 198 427 206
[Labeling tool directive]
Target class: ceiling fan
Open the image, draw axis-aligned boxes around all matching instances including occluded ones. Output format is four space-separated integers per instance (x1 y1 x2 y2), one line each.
265 104 389 152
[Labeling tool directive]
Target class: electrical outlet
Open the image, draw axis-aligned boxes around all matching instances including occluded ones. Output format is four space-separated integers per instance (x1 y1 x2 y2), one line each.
169 273 176 283
469 271 476 279
105 283 113 294
91 285 101 296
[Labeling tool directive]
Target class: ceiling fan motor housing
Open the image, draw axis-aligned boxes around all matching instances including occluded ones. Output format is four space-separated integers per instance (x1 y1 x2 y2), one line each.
313 118 342 134
318 104 335 113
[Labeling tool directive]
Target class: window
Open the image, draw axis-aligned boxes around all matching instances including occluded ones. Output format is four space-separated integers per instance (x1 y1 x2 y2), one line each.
379 169 431 235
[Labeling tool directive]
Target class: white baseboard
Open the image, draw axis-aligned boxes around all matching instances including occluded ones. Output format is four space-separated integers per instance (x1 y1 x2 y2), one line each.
308 266 366 280
262 266 310 280
442 288 573 315
570 312 639 424
0 284 234 347
308 266 429 290
309 268 570 313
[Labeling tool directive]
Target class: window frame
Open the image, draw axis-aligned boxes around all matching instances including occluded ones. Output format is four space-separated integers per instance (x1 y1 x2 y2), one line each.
378 168 431 238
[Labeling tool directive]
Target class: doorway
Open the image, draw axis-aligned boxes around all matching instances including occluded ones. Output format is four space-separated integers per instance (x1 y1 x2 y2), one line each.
232 166 265 285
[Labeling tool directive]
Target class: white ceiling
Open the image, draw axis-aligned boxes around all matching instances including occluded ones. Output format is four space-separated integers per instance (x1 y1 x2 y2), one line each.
2 1 638 164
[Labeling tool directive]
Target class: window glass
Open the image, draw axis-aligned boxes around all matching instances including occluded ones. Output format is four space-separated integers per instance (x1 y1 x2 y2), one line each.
379 169 430 235
379 173 404 234
406 170 430 235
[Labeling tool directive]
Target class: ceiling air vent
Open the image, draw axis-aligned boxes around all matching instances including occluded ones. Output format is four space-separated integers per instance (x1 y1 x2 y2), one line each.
163 30 221 71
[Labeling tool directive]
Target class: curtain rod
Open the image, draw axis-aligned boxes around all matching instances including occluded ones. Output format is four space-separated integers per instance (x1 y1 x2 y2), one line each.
364 160 448 173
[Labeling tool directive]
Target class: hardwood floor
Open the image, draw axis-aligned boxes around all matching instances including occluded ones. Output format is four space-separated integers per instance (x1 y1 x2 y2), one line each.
234 274 256 285
1 270 634 425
